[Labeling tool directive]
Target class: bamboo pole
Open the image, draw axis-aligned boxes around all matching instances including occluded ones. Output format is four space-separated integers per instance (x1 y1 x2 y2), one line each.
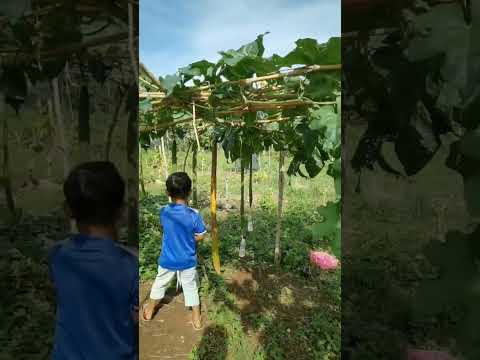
240 157 245 235
192 143 198 208
249 155 253 208
154 64 341 95
138 102 334 132
171 133 177 171
139 143 147 197
160 137 168 179
274 151 285 265
211 142 221 273
140 63 164 90
183 141 192 172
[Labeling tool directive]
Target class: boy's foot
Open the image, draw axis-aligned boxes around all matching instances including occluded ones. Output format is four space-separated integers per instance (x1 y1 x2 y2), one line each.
142 300 161 321
192 306 202 330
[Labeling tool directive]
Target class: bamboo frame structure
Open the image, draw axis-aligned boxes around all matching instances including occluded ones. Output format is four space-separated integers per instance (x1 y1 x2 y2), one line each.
139 63 340 134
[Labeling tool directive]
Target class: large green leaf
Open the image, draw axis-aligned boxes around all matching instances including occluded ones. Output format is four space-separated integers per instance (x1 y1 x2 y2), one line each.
304 72 340 100
219 33 269 67
404 3 480 108
274 37 341 67
179 60 216 83
139 99 152 112
312 200 341 257
159 73 181 94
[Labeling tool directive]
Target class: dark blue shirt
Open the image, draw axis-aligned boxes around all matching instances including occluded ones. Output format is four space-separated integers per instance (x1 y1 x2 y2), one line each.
158 204 207 270
49 234 138 360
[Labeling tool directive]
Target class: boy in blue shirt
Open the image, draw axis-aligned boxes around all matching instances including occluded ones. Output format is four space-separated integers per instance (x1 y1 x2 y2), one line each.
142 172 206 330
49 161 138 359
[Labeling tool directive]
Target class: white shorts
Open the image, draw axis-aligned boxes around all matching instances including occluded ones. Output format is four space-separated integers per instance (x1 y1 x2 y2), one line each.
149 266 200 307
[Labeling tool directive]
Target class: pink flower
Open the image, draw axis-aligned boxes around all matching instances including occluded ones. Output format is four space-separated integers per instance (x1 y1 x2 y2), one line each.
310 251 339 270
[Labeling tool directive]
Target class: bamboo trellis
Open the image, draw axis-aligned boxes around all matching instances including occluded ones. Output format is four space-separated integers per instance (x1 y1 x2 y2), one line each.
139 63 341 132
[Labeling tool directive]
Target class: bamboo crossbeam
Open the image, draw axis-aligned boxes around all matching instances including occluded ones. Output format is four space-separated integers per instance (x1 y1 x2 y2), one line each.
139 91 165 98
140 63 164 90
229 64 341 86
140 98 335 131
139 113 309 133
139 64 341 104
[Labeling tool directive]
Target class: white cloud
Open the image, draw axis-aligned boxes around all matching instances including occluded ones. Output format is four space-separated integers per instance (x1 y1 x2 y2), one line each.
141 0 340 76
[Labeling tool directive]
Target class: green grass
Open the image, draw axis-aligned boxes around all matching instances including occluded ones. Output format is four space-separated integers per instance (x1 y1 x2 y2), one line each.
140 147 340 360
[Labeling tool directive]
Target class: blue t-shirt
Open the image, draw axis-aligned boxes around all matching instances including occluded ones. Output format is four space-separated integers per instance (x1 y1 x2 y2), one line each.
48 234 138 360
158 203 207 270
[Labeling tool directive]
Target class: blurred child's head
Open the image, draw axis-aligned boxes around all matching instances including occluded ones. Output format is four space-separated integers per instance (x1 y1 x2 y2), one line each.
63 161 125 227
166 172 192 200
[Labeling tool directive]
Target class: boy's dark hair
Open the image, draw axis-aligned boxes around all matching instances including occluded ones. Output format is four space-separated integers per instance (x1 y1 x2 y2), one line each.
166 172 192 199
64 161 125 225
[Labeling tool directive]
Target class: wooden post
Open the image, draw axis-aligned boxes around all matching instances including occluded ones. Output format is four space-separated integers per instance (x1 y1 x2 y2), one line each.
1 109 15 214
171 132 177 172
192 143 198 207
139 143 147 197
249 155 253 208
274 151 285 265
211 141 221 273
160 137 168 179
240 157 245 235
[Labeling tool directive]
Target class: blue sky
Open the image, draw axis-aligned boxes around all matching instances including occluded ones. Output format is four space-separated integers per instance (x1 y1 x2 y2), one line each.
140 0 340 77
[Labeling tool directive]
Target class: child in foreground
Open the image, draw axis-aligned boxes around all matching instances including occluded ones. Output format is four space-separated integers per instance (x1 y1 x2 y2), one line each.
49 161 138 360
142 172 206 330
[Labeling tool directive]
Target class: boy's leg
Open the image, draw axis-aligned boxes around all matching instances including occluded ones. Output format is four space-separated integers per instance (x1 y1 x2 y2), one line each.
179 267 201 328
144 266 175 320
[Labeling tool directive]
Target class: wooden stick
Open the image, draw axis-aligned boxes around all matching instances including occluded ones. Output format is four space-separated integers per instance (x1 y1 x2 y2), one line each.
192 101 201 150
192 143 198 207
139 91 165 98
274 151 285 265
159 64 341 94
211 141 221 274
138 114 309 132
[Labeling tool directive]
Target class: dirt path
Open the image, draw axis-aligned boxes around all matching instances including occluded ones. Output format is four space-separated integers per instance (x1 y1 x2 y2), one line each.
139 283 209 360
139 266 335 359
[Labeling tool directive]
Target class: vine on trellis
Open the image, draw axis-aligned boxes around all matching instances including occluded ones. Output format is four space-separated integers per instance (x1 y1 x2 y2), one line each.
139 34 341 269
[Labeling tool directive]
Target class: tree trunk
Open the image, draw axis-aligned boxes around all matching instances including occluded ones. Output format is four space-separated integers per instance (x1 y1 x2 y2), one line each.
192 143 198 207
126 84 139 246
274 151 285 265
51 77 69 178
78 85 90 162
105 86 128 160
211 142 221 273
2 112 15 214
